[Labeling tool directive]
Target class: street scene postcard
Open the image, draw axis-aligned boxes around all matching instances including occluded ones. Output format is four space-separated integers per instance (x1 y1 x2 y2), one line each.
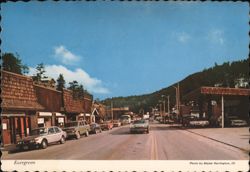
1 1 249 172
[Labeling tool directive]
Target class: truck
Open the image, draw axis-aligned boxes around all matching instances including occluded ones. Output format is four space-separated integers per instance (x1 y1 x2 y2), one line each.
120 115 131 125
63 120 90 139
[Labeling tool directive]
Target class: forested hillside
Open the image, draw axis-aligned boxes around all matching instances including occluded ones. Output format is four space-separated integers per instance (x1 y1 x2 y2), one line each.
102 58 249 113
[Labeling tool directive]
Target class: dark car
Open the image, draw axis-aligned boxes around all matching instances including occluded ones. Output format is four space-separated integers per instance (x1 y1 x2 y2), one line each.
90 123 102 134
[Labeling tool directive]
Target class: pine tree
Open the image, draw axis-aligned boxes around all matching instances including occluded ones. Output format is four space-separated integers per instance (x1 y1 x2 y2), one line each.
2 53 29 74
56 74 66 91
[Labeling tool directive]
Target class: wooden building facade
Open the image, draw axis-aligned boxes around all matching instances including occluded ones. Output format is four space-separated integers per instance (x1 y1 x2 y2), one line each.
1 71 44 145
1 70 93 146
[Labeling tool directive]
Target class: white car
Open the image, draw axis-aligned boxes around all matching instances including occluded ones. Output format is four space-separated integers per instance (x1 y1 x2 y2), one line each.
16 126 67 150
130 119 149 134
230 119 248 127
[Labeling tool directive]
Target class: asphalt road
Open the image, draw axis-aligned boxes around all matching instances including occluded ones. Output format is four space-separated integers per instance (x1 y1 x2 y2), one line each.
2 122 248 160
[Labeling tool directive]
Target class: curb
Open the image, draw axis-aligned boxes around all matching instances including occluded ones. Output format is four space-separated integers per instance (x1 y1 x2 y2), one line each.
184 129 248 153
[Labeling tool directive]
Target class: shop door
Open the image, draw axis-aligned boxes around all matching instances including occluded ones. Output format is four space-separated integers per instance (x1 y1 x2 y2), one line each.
2 118 11 145
45 117 52 127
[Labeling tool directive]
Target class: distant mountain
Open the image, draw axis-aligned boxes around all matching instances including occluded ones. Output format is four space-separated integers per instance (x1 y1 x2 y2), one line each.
102 58 249 113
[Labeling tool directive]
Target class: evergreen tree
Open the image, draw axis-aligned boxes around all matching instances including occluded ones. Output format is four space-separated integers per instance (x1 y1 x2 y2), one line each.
56 74 66 91
33 63 46 82
2 53 29 74
68 80 79 91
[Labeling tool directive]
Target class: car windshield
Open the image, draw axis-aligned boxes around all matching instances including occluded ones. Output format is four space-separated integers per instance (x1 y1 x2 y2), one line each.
228 116 238 119
65 122 78 127
90 123 96 127
31 128 47 136
133 120 146 124
121 116 129 120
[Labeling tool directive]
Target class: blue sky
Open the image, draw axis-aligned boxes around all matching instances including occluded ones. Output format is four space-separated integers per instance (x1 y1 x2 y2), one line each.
2 2 249 100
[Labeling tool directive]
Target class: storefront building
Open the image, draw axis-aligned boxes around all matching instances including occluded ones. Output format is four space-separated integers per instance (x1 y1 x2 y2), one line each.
1 71 44 146
62 89 84 122
182 86 250 127
34 84 66 127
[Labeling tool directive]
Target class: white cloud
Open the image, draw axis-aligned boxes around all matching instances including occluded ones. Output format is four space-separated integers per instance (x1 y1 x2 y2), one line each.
54 45 80 65
176 32 191 43
29 65 110 94
207 29 225 45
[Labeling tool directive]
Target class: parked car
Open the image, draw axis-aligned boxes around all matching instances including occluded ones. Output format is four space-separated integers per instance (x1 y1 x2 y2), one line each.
155 116 162 122
113 120 121 127
230 119 248 127
16 126 67 150
89 123 102 134
63 121 90 139
189 119 209 127
130 119 149 134
100 121 113 130
224 116 248 127
183 116 209 128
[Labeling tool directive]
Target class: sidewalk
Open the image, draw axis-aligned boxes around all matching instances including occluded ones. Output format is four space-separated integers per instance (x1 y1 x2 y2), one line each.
185 127 249 152
1 144 17 157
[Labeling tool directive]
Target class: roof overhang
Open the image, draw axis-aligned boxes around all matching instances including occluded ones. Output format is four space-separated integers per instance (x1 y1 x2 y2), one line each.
92 108 99 116
1 113 26 117
183 87 250 101
2 99 44 111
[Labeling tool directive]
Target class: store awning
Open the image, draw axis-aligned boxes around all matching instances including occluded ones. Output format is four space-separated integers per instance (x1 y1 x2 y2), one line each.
1 113 25 117
55 112 65 117
78 113 91 117
38 112 52 117
79 113 84 117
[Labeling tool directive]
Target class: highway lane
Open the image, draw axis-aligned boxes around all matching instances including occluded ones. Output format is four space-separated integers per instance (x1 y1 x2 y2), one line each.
2 123 248 160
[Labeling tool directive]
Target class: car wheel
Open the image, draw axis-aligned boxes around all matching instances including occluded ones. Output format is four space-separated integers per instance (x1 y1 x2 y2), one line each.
60 136 65 144
94 129 97 134
85 130 89 137
41 140 48 149
76 132 80 139
146 129 149 134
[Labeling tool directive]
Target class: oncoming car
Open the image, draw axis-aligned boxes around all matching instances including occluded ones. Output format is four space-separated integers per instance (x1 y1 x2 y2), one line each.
130 119 149 134
16 126 67 150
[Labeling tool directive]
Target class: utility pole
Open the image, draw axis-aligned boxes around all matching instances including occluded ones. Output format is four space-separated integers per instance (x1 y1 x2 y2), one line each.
221 95 224 128
173 83 180 122
111 98 113 122
159 104 162 119
167 95 170 114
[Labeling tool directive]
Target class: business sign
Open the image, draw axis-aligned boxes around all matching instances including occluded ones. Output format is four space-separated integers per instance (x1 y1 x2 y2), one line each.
2 123 7 130
58 118 64 123
38 118 44 124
